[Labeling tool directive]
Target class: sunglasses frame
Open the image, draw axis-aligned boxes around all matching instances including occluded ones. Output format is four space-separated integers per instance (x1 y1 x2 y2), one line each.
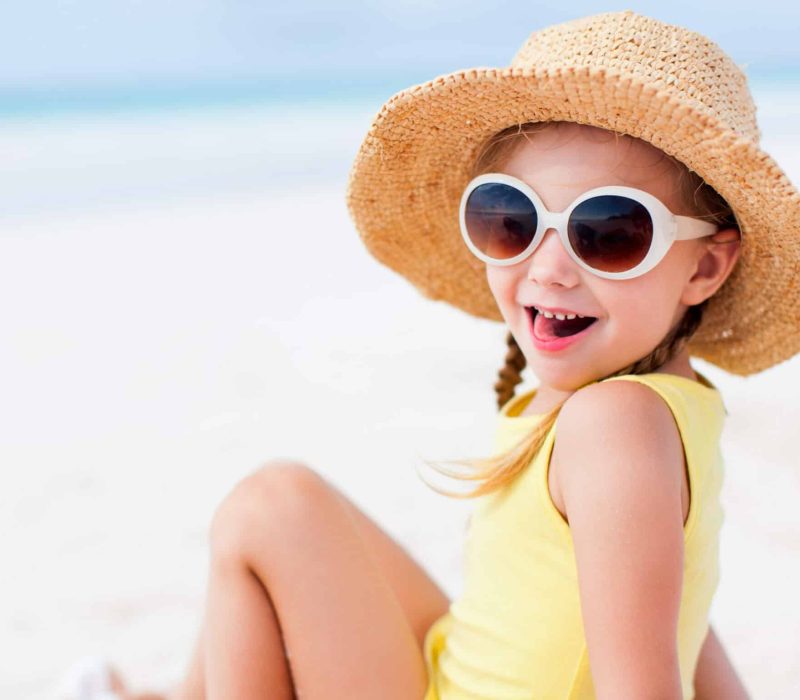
459 173 719 280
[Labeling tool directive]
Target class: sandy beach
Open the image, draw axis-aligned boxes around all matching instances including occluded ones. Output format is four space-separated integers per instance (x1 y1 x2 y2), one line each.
1 90 798 698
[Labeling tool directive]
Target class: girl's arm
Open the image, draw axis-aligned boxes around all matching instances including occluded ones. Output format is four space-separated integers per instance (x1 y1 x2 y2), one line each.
551 380 690 700
694 625 751 700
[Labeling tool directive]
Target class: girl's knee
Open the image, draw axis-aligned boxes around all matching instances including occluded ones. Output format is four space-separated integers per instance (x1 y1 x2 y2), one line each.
208 459 329 561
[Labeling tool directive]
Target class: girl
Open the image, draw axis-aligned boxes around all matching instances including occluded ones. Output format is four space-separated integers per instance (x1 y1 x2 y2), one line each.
66 10 799 700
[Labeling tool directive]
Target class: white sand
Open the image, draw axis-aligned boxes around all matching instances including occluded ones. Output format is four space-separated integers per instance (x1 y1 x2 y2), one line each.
1 91 798 698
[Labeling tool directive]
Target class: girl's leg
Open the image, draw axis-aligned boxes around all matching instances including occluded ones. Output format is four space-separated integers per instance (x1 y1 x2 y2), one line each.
169 459 450 700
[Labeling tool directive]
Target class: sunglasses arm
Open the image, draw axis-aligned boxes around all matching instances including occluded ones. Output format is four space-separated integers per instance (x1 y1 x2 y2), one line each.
675 215 718 240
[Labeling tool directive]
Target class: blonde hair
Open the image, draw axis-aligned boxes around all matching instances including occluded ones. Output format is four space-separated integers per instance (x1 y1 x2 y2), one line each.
421 121 738 499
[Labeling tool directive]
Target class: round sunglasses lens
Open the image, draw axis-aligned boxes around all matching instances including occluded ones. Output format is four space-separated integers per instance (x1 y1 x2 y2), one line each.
464 183 537 260
568 196 653 273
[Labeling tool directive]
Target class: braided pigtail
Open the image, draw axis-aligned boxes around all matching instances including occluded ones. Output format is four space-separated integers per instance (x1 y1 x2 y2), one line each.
494 331 527 410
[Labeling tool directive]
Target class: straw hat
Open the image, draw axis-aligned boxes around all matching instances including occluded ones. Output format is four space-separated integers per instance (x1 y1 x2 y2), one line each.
346 10 800 376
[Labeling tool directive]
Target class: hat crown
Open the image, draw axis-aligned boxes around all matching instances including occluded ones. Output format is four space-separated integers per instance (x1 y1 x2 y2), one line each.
511 10 760 141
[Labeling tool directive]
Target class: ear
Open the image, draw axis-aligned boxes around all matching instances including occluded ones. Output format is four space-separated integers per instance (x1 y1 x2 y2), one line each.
681 227 742 306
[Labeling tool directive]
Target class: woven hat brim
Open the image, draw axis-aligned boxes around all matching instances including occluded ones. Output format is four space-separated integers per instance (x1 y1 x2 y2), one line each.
347 64 800 376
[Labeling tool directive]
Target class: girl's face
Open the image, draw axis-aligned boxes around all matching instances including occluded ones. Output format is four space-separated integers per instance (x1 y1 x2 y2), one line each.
485 123 708 392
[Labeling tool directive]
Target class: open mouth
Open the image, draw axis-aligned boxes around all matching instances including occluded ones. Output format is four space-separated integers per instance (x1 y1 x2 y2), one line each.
528 307 598 340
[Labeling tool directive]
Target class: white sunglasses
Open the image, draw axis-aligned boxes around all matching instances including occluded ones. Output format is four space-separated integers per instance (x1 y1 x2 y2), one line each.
459 173 718 280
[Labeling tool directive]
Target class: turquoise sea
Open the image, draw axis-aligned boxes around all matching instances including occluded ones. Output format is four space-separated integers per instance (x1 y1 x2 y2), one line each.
0 75 414 120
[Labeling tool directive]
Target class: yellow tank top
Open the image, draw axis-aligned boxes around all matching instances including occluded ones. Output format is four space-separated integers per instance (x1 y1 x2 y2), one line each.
423 371 727 700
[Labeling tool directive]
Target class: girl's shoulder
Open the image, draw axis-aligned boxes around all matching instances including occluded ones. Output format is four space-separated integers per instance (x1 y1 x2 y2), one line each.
559 370 724 430
550 370 725 501
556 374 685 454
549 375 696 539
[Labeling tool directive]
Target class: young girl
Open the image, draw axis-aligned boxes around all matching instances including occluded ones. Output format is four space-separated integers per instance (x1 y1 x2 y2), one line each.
66 10 799 700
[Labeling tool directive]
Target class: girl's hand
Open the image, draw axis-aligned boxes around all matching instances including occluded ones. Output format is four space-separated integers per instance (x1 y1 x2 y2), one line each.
551 380 687 699
694 625 751 700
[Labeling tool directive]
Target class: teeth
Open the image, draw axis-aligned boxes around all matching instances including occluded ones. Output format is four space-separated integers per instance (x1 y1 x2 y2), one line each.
533 306 587 320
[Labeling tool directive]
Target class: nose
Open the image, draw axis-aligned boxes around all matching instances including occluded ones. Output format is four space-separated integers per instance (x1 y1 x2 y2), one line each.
526 228 581 288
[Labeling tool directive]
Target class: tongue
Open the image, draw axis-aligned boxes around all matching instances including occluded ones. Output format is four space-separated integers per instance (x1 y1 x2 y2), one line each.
534 312 596 339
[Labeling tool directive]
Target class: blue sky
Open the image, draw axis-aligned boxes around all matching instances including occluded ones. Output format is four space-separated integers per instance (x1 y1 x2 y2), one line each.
0 2 796 94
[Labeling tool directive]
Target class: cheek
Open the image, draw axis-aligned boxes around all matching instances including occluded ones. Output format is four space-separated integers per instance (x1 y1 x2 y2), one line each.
611 277 683 338
486 267 518 312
